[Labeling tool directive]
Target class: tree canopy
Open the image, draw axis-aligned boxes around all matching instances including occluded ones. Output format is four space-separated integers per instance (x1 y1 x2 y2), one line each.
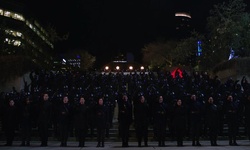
142 0 250 72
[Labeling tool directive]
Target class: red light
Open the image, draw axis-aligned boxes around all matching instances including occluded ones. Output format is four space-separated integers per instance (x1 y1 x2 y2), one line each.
171 68 183 78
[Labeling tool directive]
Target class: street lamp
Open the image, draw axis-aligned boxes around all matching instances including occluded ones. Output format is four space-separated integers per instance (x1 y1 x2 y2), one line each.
129 66 133 71
105 66 109 71
116 66 120 70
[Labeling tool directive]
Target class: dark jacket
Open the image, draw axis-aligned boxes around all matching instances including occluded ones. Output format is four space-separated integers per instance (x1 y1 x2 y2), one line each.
95 104 108 129
74 103 88 129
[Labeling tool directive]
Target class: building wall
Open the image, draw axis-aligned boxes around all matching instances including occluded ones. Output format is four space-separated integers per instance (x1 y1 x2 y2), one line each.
213 58 250 83
0 73 31 93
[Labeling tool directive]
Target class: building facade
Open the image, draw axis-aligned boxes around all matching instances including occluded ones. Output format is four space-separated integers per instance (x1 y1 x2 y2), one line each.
0 0 54 67
175 12 192 39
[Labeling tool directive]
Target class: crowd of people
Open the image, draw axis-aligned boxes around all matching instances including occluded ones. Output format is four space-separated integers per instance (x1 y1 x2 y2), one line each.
0 69 250 147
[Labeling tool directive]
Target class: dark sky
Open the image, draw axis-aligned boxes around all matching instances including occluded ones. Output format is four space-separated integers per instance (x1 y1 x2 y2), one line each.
24 0 249 67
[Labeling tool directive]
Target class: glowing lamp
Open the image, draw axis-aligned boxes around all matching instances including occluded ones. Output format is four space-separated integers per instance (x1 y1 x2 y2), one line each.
116 66 120 70
105 66 109 70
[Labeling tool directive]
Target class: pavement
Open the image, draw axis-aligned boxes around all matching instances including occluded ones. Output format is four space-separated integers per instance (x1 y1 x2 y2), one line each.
0 140 250 150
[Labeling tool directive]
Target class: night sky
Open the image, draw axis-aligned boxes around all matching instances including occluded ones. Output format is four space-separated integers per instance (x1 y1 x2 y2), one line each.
24 0 249 67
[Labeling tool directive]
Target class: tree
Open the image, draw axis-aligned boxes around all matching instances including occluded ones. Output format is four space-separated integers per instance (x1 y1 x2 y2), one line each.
174 31 206 68
205 0 250 69
142 32 205 70
79 51 96 71
45 23 69 43
64 50 96 71
142 39 177 70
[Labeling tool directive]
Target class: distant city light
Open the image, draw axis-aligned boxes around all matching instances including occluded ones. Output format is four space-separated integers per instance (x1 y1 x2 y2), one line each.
113 60 127 63
175 12 191 18
228 48 235 60
140 66 144 70
197 40 202 56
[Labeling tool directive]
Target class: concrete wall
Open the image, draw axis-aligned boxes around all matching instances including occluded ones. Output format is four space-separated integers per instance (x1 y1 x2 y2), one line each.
214 66 250 84
0 72 31 93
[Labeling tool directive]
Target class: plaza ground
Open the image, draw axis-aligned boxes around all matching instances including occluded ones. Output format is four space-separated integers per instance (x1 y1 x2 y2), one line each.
0 140 250 150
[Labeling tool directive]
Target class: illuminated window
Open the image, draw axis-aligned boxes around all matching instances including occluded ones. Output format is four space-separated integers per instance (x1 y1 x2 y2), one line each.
4 11 10 17
16 32 22 37
1 8 53 49
13 40 21 46
13 13 25 21
5 38 9 42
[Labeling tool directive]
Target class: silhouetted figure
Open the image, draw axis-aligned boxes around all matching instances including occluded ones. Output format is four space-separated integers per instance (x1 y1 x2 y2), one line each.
118 94 133 147
37 93 52 147
74 96 88 147
20 97 33 146
58 95 71 147
134 95 149 147
95 98 108 147
189 94 203 146
205 96 219 146
3 99 18 146
153 95 167 147
244 95 250 141
224 95 240 146
172 99 187 146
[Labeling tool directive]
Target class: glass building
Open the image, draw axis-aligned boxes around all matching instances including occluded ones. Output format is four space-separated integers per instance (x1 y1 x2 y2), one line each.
0 0 54 67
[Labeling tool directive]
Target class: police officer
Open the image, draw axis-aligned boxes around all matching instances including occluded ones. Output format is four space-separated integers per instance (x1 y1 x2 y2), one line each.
172 99 187 146
205 96 219 146
224 94 240 146
58 95 71 147
95 97 108 147
244 95 250 140
37 93 52 147
74 96 88 147
3 99 18 146
153 95 167 147
19 96 33 146
134 95 149 147
189 94 203 146
118 94 133 147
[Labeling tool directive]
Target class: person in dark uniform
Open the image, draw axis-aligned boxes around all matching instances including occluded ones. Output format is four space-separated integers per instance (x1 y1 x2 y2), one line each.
172 99 187 146
19 96 33 146
58 95 71 147
95 97 108 147
205 96 219 146
224 94 240 146
134 95 150 147
118 94 133 147
244 95 250 141
189 94 203 146
153 95 167 147
103 94 115 138
3 99 18 146
37 93 52 147
74 96 88 147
